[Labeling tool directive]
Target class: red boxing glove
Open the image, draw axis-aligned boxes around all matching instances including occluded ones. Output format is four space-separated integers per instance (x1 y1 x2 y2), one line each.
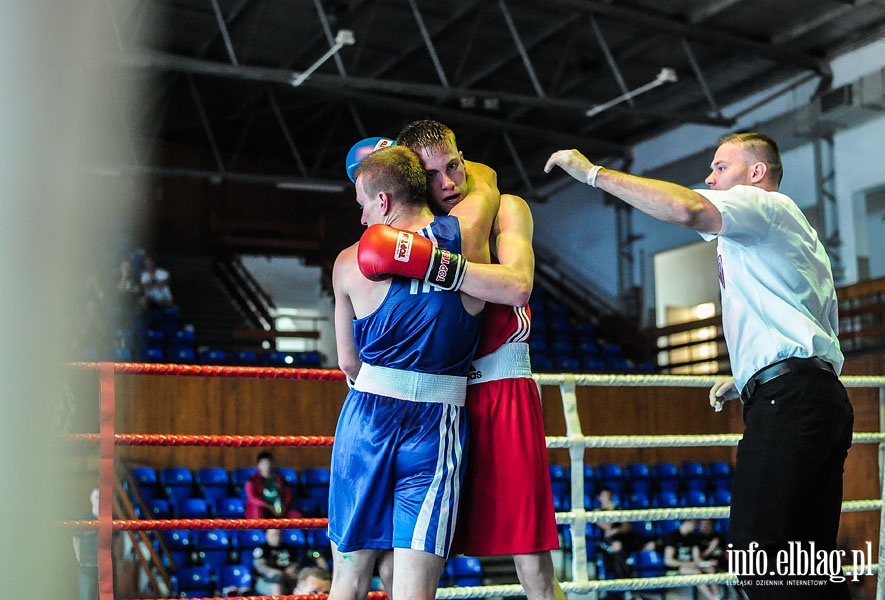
358 224 467 291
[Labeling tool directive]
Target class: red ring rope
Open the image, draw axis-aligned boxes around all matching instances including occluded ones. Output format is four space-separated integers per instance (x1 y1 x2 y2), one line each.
65 518 329 531
70 362 347 380
66 434 334 447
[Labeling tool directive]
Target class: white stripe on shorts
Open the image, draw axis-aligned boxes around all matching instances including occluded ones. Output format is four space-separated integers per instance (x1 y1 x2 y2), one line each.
413 403 463 556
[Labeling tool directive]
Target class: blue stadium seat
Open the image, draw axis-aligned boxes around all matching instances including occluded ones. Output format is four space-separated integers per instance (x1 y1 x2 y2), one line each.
214 496 245 519
625 492 651 509
195 529 233 574
449 556 482 586
163 530 195 570
199 349 228 365
656 519 681 537
681 489 708 507
175 565 212 597
231 467 258 495
633 549 665 578
173 329 195 346
624 462 653 494
652 490 680 509
276 467 300 489
531 352 554 372
130 467 159 501
139 346 165 363
707 461 733 491
178 497 210 519
161 467 195 507
234 350 259 366
709 489 732 506
553 355 580 372
148 498 171 519
236 530 266 571
680 461 707 491
595 463 625 495
651 462 680 493
263 351 293 366
218 564 252 596
282 529 308 548
196 467 231 511
168 346 196 364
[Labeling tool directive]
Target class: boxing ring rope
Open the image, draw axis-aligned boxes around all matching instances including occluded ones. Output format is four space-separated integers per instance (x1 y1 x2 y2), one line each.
65 363 885 599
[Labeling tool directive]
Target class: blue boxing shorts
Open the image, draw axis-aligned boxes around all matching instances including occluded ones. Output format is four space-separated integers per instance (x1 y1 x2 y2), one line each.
328 364 468 557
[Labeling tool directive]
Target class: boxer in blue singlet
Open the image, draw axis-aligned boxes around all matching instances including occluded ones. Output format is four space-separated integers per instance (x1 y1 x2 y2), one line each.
328 145 499 600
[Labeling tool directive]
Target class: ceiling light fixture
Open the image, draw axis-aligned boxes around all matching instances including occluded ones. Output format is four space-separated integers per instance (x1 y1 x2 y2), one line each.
290 30 355 88
585 67 678 118
275 181 347 193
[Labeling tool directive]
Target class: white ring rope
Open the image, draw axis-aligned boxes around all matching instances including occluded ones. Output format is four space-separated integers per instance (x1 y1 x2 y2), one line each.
434 565 880 599
554 499 882 525
546 431 885 448
533 373 885 387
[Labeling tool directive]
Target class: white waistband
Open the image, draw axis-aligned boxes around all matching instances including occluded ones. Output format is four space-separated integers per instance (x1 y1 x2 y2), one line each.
468 342 533 385
353 363 466 405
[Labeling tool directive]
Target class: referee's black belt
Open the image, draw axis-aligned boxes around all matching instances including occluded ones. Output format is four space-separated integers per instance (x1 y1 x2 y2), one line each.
741 356 835 405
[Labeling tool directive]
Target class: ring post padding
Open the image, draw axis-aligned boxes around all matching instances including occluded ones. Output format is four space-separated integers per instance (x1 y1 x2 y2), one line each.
98 362 116 600
558 377 589 586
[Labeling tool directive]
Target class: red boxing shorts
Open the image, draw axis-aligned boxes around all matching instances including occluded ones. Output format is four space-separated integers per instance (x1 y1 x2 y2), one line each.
452 370 558 556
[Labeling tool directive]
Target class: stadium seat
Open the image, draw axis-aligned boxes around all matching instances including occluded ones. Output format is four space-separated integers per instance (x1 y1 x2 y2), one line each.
148 498 172 519
301 467 331 516
633 549 665 578
680 461 707 491
625 492 651 509
163 530 195 570
175 565 212 597
196 467 231 511
651 462 680 493
449 555 483 586
709 489 732 506
160 467 195 507
234 350 259 366
139 346 165 363
236 530 266 571
130 467 159 502
214 496 245 519
652 490 680 509
282 529 308 548
707 461 733 491
178 497 210 519
168 346 196 364
195 529 233 574
553 355 581 372
173 329 196 346
681 489 708 507
595 463 625 495
218 564 252 596
276 467 300 489
199 348 228 365
231 467 258 495
624 462 653 494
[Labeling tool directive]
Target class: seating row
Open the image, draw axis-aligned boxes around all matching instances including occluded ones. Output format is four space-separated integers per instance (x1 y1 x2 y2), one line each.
549 461 734 496
128 466 331 517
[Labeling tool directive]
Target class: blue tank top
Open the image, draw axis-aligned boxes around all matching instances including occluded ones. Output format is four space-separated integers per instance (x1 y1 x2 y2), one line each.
353 216 481 376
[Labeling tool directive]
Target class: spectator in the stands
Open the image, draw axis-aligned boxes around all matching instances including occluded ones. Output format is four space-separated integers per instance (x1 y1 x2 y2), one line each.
596 487 646 580
116 257 144 327
139 255 175 309
252 528 300 596
245 450 302 519
662 519 721 600
72 488 100 600
292 565 332 594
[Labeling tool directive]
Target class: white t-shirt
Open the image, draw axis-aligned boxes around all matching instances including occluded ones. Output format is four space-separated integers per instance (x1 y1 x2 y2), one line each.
697 185 843 391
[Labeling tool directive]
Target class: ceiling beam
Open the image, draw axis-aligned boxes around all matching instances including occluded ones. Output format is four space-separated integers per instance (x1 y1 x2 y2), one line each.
126 50 733 130
536 0 833 86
